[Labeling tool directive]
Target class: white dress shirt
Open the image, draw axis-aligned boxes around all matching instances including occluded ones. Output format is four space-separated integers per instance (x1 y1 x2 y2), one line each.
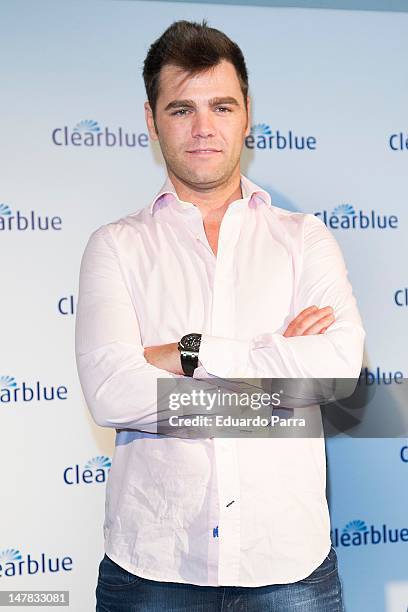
75 173 365 586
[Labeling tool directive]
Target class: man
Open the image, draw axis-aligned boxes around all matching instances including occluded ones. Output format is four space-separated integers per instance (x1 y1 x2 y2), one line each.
75 19 365 611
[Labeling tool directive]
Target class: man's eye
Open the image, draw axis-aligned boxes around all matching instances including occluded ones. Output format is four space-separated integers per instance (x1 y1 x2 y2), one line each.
170 107 231 116
171 109 190 116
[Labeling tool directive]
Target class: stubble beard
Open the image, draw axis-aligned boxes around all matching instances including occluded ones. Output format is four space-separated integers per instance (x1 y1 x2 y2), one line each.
162 148 241 192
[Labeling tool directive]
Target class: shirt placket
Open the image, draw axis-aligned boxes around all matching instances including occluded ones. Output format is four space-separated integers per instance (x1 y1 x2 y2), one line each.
189 203 246 585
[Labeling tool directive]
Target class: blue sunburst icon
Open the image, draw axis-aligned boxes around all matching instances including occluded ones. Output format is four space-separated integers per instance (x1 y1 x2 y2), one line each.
332 204 355 216
0 549 22 562
73 119 101 133
0 376 17 391
250 123 272 136
343 520 368 533
85 456 112 470
0 203 12 217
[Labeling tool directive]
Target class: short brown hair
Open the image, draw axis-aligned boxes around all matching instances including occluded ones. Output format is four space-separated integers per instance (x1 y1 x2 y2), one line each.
143 20 249 116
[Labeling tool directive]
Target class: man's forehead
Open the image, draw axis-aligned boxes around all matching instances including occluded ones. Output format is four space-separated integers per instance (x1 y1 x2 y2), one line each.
157 61 241 95
159 62 241 104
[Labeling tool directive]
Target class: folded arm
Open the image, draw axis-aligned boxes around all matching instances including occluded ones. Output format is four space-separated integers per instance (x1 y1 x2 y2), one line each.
195 214 366 380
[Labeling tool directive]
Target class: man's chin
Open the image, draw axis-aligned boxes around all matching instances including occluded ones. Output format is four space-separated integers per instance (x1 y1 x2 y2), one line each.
179 169 231 189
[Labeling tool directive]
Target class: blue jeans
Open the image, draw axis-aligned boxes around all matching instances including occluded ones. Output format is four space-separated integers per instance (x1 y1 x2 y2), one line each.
96 545 344 611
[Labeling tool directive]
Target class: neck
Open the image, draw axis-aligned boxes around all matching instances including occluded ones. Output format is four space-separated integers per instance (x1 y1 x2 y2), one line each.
167 167 243 219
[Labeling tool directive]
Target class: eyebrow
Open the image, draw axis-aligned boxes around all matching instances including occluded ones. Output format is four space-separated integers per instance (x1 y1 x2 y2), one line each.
164 97 241 111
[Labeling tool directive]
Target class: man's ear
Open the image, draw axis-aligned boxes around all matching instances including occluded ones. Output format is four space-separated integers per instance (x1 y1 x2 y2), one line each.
144 101 159 141
244 95 251 138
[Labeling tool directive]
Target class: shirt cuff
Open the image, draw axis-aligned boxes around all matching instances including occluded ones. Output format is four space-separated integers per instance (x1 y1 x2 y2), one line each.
197 334 250 378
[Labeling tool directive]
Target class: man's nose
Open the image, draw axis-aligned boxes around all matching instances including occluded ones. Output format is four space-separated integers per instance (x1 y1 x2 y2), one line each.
191 111 216 138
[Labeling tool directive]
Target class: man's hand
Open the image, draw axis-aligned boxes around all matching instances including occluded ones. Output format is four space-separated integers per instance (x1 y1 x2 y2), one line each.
283 305 335 337
143 342 183 375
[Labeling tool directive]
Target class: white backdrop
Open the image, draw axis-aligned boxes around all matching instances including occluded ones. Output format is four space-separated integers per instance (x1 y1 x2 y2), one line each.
1 0 407 610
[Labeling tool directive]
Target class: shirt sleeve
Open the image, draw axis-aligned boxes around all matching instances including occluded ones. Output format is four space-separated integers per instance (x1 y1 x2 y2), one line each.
195 214 366 380
75 224 182 431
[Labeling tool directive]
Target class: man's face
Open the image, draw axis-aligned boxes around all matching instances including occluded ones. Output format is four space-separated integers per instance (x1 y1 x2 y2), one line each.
144 59 250 189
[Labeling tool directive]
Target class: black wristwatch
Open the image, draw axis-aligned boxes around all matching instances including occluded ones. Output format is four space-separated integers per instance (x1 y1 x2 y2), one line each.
178 333 202 376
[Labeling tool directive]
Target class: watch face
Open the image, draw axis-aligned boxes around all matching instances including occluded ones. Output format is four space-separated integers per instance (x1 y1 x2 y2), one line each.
180 333 201 351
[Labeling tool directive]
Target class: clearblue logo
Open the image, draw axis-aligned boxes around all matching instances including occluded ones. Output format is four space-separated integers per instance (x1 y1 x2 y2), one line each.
357 367 403 385
0 203 62 232
0 376 68 403
388 132 408 151
63 455 112 485
331 520 408 547
245 123 317 151
0 548 72 577
52 119 149 148
315 203 398 229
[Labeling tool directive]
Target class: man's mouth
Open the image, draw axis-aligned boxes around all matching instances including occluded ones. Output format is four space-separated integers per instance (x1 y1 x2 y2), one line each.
186 148 221 154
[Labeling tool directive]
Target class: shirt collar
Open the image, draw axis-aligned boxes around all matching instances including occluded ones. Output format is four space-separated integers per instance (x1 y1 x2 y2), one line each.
149 174 271 216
